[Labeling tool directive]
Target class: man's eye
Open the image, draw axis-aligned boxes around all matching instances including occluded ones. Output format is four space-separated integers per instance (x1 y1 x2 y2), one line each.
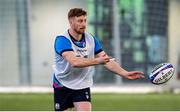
79 20 83 22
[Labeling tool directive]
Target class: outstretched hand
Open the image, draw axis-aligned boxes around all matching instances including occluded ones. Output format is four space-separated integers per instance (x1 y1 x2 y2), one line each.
123 71 145 80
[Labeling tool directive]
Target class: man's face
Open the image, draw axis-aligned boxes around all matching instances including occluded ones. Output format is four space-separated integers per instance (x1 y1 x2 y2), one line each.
69 15 87 34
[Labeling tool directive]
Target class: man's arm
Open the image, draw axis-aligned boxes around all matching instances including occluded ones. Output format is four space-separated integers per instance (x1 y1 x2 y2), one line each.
62 51 111 68
96 51 144 80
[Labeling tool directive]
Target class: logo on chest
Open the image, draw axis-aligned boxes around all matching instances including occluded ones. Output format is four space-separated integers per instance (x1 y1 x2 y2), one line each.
75 49 88 58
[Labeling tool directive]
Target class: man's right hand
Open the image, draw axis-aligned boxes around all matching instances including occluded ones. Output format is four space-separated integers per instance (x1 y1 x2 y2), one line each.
95 54 112 64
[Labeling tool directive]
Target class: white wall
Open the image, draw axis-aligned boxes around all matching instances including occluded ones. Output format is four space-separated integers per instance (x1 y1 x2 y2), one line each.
0 1 19 86
30 0 87 86
168 0 180 86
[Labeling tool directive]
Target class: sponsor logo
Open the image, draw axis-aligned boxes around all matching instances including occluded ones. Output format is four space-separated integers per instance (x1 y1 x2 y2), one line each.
154 69 173 83
75 49 88 58
85 92 89 99
55 103 60 110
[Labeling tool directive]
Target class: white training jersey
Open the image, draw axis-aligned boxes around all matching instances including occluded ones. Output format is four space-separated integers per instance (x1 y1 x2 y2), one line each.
53 30 102 90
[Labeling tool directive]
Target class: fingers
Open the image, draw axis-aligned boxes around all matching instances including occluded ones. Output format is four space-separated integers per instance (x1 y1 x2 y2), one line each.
102 54 116 61
140 74 145 78
100 55 113 63
133 71 145 78
136 74 145 79
128 75 145 80
136 71 144 74
126 71 145 80
96 54 115 64
96 56 110 64
131 71 144 75
103 57 112 63
110 58 115 61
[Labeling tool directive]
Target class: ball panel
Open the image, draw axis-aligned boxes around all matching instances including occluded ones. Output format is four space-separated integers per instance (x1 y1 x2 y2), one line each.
153 68 174 84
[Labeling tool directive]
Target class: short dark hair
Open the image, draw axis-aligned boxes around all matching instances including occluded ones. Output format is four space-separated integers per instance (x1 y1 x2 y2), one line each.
68 8 87 19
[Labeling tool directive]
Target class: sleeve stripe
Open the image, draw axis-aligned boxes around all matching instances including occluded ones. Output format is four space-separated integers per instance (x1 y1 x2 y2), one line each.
60 49 73 56
95 49 103 55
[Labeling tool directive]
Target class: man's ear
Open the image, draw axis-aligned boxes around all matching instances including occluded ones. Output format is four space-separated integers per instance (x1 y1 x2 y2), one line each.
68 17 73 25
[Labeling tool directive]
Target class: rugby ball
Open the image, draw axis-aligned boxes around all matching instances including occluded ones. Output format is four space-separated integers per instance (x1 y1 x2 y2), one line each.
149 63 175 85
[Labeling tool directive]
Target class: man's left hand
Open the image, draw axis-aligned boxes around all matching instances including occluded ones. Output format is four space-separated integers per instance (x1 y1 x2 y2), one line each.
123 71 145 80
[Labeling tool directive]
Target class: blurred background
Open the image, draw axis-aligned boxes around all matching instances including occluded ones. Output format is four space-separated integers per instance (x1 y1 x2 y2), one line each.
0 0 180 111
0 0 180 91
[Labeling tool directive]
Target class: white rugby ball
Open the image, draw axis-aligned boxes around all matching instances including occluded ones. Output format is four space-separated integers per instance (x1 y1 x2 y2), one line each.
149 63 175 85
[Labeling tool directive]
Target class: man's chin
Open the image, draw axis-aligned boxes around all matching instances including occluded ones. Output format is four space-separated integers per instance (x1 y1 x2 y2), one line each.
77 30 85 34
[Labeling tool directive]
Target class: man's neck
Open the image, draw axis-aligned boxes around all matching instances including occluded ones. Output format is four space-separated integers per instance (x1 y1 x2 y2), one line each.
69 28 82 41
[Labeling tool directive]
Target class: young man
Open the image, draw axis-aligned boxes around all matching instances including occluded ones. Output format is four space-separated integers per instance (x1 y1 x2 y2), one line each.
53 8 144 111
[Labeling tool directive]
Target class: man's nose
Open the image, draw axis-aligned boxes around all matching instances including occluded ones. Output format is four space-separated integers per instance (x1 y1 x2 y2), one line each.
82 20 86 26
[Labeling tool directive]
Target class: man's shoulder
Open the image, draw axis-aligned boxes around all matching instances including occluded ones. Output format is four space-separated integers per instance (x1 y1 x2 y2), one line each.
84 32 95 39
56 35 66 38
55 35 70 43
55 35 66 40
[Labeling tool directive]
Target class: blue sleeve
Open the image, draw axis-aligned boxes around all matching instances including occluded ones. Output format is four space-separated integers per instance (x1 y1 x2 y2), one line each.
54 36 73 56
93 36 103 54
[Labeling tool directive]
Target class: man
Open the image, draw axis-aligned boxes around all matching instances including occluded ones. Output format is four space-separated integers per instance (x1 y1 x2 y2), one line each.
53 8 144 111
